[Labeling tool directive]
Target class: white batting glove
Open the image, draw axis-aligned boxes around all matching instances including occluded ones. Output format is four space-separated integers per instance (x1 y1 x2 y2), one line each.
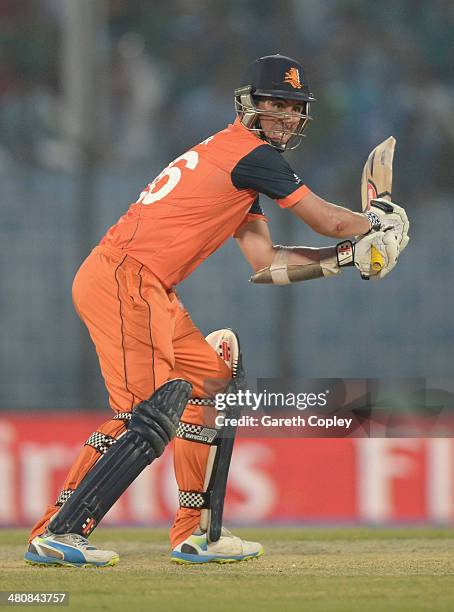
354 230 400 279
369 198 410 253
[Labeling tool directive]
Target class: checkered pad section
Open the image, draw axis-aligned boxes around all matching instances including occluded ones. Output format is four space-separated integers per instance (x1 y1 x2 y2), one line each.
187 398 216 407
176 421 218 445
85 431 117 454
55 488 74 507
113 412 132 421
178 490 210 509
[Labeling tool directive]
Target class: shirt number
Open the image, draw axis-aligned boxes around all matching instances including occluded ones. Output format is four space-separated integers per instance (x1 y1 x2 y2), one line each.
137 151 199 205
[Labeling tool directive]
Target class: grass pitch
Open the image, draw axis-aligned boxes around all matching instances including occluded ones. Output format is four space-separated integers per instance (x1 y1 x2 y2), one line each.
1 527 454 611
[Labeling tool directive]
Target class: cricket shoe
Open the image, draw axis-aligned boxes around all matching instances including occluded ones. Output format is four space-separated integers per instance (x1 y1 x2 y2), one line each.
24 532 119 568
171 527 264 564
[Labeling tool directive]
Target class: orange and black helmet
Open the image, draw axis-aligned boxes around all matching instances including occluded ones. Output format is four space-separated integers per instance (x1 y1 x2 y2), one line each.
235 54 315 151
239 54 315 103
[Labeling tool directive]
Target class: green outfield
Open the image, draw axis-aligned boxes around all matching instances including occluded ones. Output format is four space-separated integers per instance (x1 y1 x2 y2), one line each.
1 527 454 611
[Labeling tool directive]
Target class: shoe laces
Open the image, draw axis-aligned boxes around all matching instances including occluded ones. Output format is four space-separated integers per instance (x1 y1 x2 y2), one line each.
61 533 91 548
193 527 234 538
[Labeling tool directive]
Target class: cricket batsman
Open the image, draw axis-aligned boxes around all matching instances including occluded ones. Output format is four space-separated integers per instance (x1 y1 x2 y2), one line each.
25 54 409 567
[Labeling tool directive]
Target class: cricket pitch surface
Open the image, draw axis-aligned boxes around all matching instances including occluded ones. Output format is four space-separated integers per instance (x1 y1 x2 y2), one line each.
2 527 454 611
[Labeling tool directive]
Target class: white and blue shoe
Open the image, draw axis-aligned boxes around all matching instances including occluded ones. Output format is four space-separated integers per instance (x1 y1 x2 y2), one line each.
24 532 119 568
171 527 264 564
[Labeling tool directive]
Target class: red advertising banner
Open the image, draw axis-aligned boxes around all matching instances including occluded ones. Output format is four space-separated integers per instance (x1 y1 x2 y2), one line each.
1 413 453 527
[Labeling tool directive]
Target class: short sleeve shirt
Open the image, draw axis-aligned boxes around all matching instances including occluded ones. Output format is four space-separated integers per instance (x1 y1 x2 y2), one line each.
100 118 309 287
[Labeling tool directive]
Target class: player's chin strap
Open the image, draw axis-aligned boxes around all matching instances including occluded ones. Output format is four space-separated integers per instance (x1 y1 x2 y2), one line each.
250 242 355 285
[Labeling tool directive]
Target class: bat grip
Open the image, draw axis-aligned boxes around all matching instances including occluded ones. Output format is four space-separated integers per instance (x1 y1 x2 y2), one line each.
370 245 384 272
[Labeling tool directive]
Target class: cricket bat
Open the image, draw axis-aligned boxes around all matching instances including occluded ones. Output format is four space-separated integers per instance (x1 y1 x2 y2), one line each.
361 136 396 272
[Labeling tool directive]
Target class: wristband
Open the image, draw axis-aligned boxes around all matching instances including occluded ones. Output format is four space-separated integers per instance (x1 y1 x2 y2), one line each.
364 210 382 232
336 240 354 267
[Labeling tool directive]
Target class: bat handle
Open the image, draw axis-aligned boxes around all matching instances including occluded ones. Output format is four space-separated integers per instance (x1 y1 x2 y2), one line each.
370 245 384 272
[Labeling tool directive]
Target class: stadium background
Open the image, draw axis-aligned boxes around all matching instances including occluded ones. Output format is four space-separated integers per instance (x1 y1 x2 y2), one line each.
0 0 453 528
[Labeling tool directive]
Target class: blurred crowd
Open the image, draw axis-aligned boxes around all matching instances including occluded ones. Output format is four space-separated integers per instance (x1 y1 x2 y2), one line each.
0 0 453 200
1 0 453 409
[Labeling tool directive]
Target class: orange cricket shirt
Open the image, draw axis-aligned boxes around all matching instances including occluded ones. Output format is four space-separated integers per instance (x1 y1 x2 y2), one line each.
100 118 309 288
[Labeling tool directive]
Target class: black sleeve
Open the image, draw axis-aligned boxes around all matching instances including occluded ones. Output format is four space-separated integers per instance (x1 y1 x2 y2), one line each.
231 144 303 200
248 196 265 216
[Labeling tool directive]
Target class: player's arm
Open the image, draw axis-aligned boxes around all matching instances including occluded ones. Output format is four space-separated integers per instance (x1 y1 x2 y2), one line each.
232 145 373 239
236 217 399 285
235 218 342 282
290 190 371 238
234 217 274 271
232 146 400 283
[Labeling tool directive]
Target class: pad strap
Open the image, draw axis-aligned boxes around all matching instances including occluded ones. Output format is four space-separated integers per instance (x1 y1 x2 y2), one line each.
113 412 132 421
178 490 211 509
55 488 74 507
187 398 216 407
176 421 219 445
85 431 117 455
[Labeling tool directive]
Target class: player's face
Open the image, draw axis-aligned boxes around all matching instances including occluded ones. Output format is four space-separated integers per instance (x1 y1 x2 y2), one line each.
255 98 305 146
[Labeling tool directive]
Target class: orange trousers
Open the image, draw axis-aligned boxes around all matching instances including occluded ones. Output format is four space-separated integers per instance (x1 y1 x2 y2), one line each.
29 245 230 547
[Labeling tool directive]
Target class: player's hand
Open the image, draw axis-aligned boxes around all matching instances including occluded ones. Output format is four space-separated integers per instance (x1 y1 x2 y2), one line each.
354 229 400 280
370 198 410 253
